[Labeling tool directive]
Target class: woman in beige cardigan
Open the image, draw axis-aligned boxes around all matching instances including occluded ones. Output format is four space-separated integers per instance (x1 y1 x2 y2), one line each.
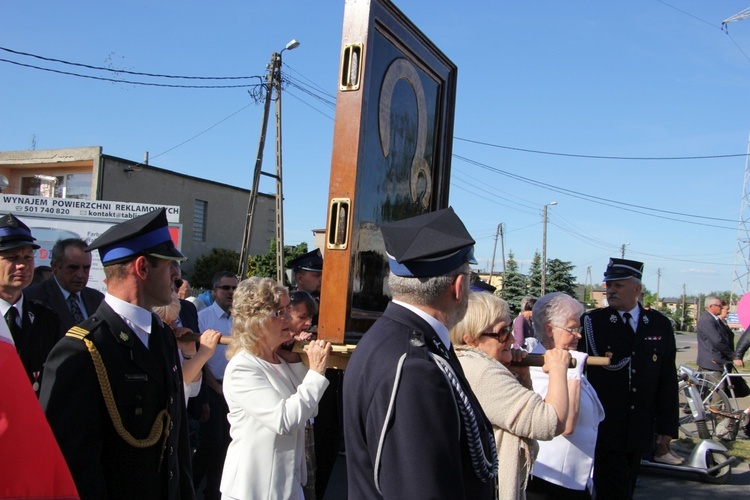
450 292 570 500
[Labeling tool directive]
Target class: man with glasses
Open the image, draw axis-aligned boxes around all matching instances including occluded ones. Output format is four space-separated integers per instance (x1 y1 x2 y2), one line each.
193 270 237 500
581 258 679 499
697 296 735 373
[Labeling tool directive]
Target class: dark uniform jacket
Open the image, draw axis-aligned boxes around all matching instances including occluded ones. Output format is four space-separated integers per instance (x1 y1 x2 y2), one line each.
696 310 734 370
24 278 104 337
343 302 496 500
11 297 61 395
178 298 199 332
39 301 195 500
582 305 678 453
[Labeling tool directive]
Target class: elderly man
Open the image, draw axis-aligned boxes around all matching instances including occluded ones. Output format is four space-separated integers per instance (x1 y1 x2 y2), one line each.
582 258 679 499
0 214 60 395
40 208 195 500
24 237 104 337
344 207 497 499
697 296 735 373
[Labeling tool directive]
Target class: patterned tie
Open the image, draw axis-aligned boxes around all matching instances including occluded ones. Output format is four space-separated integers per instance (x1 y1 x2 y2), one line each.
5 306 21 343
68 294 85 324
623 312 635 333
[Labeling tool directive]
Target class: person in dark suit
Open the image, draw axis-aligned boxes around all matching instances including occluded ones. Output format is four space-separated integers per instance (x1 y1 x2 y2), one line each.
40 208 195 500
0 213 60 395
24 237 104 337
696 296 734 372
344 208 497 500
582 258 679 499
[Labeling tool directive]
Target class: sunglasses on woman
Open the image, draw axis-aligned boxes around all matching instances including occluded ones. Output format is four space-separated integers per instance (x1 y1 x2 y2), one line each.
480 326 512 343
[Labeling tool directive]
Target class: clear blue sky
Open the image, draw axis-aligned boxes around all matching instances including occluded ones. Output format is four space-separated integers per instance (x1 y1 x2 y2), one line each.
3 1 750 299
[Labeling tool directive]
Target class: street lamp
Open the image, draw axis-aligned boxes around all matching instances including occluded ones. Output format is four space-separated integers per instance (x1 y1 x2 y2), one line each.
238 39 300 282
541 201 557 295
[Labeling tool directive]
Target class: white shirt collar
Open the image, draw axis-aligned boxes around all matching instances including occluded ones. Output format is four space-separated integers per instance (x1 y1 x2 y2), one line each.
54 275 74 301
0 295 24 319
392 299 452 349
208 299 231 319
104 293 154 334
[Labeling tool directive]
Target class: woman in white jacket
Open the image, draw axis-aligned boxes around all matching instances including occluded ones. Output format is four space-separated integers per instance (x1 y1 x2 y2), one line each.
220 277 331 500
527 293 605 500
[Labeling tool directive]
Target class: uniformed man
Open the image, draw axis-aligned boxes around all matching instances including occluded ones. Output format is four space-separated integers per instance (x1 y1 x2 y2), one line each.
344 207 497 499
40 208 195 500
0 213 60 395
582 258 679 499
289 249 323 300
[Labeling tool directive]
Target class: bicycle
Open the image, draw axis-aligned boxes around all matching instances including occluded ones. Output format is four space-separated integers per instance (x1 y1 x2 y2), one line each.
677 365 749 440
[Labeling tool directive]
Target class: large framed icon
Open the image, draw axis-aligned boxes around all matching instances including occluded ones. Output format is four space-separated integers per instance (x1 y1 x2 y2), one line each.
318 0 457 343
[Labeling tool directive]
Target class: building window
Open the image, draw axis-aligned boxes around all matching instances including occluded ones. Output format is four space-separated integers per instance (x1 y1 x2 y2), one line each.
20 173 92 199
193 200 207 242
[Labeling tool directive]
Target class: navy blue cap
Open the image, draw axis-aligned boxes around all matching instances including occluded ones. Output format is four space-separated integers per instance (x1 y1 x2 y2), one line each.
86 208 186 266
0 214 40 251
471 280 496 294
603 258 643 282
381 207 476 278
288 249 323 273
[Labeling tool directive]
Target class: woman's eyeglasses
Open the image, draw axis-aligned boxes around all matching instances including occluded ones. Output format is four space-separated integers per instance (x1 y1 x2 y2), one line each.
480 326 512 343
271 305 292 317
554 325 582 336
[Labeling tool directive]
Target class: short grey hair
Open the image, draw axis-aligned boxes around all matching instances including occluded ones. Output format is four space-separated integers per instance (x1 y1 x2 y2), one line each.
388 264 469 307
705 296 721 309
520 296 537 312
532 292 584 343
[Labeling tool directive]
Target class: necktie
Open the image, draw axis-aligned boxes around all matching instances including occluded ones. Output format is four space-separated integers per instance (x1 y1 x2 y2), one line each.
5 306 21 343
623 312 635 333
68 294 85 324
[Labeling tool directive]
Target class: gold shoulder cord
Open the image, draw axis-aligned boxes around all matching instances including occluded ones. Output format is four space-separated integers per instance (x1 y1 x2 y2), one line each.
66 327 171 454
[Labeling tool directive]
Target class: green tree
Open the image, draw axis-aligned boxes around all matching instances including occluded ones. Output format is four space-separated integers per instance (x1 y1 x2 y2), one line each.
500 250 528 316
190 248 240 289
528 251 542 297
246 239 310 285
545 258 577 296
642 285 658 308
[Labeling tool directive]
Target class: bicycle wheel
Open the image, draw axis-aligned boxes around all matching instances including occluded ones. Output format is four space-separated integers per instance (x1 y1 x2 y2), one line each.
677 378 733 439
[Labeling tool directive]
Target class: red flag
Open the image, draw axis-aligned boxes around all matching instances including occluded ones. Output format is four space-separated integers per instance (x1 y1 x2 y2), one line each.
0 339 79 499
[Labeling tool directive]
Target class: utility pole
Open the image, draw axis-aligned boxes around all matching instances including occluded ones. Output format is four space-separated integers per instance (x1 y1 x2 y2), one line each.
488 223 502 286
681 283 687 331
620 242 629 258
238 40 300 280
656 268 662 302
500 223 506 276
541 201 557 295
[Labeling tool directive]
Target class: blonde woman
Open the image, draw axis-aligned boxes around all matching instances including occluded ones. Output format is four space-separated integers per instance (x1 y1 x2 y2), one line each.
451 292 570 500
220 277 331 500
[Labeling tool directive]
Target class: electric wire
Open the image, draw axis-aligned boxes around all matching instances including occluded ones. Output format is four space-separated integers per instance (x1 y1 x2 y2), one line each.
0 58 259 89
452 154 737 229
0 46 259 80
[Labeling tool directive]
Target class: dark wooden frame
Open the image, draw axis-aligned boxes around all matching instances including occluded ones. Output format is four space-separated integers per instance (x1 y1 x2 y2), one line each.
318 0 457 342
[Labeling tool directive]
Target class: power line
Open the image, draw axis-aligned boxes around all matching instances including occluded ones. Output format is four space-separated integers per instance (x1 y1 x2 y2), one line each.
0 46 259 80
452 154 738 229
0 58 258 89
454 136 749 161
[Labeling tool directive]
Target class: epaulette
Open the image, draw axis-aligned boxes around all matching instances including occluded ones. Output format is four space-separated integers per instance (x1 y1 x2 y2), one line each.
66 325 90 340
